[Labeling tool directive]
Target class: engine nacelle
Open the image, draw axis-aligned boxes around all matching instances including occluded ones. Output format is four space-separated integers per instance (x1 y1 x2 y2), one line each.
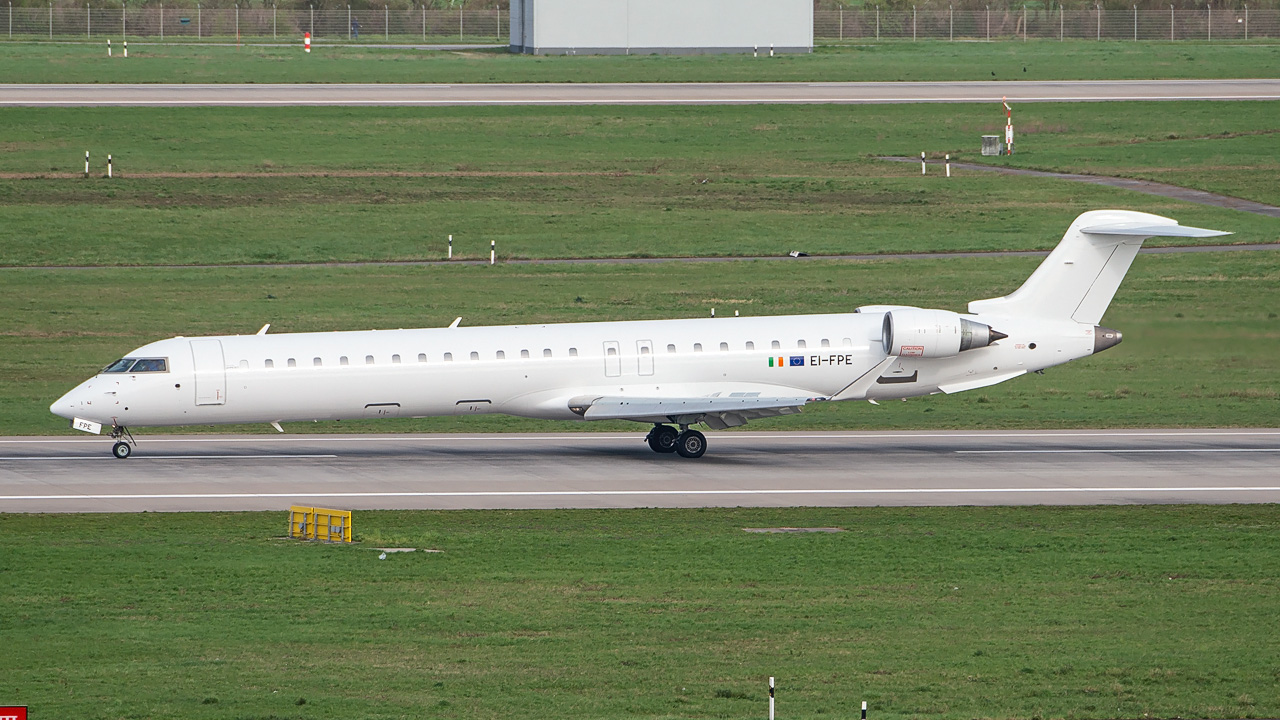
882 309 1006 358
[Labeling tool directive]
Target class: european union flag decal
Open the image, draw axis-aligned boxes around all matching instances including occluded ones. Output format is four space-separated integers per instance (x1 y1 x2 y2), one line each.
789 356 805 367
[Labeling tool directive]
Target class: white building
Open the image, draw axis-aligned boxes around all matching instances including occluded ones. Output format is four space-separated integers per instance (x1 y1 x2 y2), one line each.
509 0 813 55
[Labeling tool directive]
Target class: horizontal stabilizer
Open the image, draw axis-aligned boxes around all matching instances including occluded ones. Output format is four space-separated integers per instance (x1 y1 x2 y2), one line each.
1081 223 1231 238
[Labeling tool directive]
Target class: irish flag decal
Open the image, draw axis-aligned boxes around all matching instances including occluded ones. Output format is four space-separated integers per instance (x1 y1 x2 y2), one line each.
768 356 785 368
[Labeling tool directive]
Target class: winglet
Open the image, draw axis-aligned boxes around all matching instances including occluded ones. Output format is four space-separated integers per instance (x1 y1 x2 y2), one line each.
270 421 284 433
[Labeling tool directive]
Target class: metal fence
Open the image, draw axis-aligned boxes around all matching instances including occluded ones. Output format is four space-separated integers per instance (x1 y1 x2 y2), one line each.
814 7 1279 41
3 5 507 41
3 6 1277 42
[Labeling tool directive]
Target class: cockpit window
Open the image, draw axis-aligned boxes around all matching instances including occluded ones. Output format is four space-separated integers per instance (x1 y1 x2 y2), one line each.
103 358 136 373
103 357 168 373
131 358 168 372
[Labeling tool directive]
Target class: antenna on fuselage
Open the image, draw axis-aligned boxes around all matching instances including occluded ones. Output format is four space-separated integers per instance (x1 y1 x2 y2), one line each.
257 324 270 335
448 317 462 329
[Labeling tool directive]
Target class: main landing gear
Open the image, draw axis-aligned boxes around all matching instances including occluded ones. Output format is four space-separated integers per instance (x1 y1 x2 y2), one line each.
645 424 707 459
109 424 135 459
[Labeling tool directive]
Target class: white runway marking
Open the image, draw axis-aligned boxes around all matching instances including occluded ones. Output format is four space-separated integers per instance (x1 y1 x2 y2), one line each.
957 448 1280 454
6 95 1280 106
0 454 338 461
4 487 1280 502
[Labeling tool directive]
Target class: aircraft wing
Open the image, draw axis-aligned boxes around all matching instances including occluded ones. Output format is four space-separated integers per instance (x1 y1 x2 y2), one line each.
568 394 816 429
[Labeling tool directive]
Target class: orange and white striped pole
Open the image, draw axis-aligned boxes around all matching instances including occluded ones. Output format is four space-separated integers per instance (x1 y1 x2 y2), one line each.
1003 96 1014 155
304 31 311 53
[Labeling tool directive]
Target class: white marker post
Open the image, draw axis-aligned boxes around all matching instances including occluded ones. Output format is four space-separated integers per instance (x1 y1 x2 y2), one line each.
490 240 495 265
123 40 128 57
753 45 758 57
768 677 775 720
107 38 111 56
770 43 774 57
945 153 951 177
107 154 113 178
304 30 311 52
921 151 926 175
448 234 453 259
1003 96 1014 155
84 151 90 178
862 700 868 719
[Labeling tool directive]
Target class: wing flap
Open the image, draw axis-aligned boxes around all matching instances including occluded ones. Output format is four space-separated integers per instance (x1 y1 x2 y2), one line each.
571 395 814 426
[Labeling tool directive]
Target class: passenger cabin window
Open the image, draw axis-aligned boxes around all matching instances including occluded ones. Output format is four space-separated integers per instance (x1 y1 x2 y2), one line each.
444 353 453 362
287 358 297 368
543 349 552 358
569 347 578 357
842 338 853 347
694 343 703 352
719 342 729 351
797 340 807 349
771 340 781 350
607 347 617 356
340 356 349 366
366 355 375 365
667 344 677 353
239 360 249 369
496 351 505 360
745 341 755 350
392 354 401 364
521 349 530 359
470 351 479 361
641 346 651 355
265 359 274 369
418 353 427 363
313 357 322 367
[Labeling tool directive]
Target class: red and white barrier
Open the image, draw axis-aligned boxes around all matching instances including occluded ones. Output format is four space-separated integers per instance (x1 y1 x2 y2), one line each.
1003 96 1014 155
304 31 311 53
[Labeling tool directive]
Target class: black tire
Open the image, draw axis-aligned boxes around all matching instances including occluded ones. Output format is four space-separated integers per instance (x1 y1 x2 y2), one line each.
647 425 680 454
112 441 132 459
674 430 707 459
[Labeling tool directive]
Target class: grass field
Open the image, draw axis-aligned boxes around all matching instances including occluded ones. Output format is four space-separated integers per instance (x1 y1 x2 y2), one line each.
7 251 1279 435
1 102 1277 267
2 40 1280 83
3 505 1279 719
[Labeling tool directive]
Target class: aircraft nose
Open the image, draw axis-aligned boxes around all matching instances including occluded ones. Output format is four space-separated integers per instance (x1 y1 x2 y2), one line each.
50 383 89 420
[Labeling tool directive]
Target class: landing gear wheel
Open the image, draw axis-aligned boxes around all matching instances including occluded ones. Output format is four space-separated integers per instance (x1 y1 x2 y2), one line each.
646 425 680 454
112 441 132 459
674 430 707 459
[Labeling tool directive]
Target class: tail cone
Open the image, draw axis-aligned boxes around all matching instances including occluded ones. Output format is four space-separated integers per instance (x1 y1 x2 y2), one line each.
989 329 1009 343
1093 326 1123 354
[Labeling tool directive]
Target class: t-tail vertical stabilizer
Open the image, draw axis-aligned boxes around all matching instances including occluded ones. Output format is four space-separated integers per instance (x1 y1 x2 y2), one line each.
967 210 1230 324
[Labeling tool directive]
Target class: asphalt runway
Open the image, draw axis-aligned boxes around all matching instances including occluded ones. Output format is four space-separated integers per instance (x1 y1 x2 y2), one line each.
3 79 1279 106
2 429 1277 513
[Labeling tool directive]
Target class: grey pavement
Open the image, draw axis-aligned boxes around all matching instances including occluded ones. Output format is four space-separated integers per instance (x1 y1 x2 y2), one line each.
2 429 1277 513
3 79 1280 106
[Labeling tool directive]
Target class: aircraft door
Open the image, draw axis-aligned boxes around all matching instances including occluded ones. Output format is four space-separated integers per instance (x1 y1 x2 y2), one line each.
637 339 654 376
190 339 227 405
603 341 621 377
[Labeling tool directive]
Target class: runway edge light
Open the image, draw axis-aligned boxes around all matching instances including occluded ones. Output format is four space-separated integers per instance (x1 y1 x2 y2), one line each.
289 506 352 543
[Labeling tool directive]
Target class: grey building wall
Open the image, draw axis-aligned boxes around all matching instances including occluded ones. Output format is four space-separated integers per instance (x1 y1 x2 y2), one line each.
509 0 812 55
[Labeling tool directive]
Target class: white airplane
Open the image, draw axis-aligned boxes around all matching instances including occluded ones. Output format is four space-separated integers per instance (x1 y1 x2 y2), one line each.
52 210 1227 459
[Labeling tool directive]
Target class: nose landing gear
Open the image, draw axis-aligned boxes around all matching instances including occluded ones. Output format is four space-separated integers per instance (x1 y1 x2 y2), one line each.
109 424 135 459
645 424 707 459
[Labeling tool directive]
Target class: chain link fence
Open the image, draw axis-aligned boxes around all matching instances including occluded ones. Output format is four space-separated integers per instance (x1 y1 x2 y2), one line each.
815 7 1278 41
2 6 1277 42
2 5 507 41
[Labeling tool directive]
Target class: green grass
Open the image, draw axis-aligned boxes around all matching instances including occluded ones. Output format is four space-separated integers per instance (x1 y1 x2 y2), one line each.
6 251 1279 435
3 505 1279 719
2 40 1280 83
2 103 1278 267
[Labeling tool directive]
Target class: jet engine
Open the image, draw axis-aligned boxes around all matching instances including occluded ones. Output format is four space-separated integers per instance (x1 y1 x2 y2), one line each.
882 309 1006 358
